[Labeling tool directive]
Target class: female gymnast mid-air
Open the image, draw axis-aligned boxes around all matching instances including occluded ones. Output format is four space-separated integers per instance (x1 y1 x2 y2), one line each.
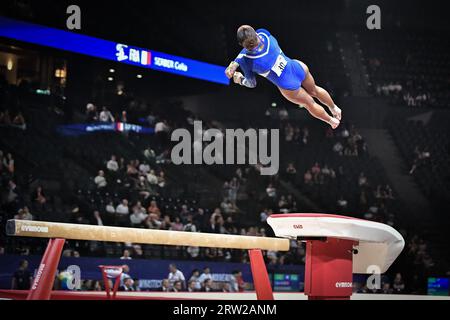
225 25 342 129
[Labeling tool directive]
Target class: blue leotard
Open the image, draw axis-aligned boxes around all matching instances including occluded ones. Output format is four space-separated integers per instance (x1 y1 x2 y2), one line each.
234 29 306 91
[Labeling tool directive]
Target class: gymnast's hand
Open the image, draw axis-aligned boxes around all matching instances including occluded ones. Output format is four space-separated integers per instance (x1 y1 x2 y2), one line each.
225 61 239 79
233 72 244 84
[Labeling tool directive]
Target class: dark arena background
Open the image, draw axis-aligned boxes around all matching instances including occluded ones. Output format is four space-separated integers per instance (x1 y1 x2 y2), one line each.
0 0 449 308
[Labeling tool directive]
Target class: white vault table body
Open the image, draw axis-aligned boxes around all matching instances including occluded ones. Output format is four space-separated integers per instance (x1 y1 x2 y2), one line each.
267 214 405 273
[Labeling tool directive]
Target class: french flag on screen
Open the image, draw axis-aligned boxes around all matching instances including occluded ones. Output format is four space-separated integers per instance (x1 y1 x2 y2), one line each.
141 50 152 66
116 122 124 132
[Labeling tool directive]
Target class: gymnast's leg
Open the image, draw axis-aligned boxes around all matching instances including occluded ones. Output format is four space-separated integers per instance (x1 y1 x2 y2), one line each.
279 86 340 129
295 60 342 120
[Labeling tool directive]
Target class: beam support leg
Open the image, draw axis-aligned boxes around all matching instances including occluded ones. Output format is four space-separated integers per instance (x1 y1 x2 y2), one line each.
248 249 274 300
27 238 65 300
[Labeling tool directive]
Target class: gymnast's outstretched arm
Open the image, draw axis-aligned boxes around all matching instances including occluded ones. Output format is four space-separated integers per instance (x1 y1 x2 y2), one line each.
225 61 257 88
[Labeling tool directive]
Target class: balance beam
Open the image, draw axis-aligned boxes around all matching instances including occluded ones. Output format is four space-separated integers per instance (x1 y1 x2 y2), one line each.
6 219 289 251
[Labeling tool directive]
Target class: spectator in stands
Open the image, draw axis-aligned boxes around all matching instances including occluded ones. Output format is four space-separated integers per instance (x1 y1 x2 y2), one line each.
119 265 131 288
265 183 277 199
116 199 130 215
11 260 33 290
160 279 170 292
145 213 162 229
106 201 116 214
139 162 150 175
260 208 269 223
229 270 239 292
143 147 156 163
157 171 166 189
172 281 183 292
3 153 14 175
136 176 151 199
146 170 158 185
93 281 103 291
147 200 160 215
106 155 119 172
99 107 115 122
14 207 33 220
375 185 383 199
358 172 368 187
133 201 146 215
223 181 231 201
193 208 208 232
311 162 321 183
32 186 47 213
302 127 309 144
286 194 297 210
333 141 344 156
284 123 294 142
155 119 169 133
132 279 141 291
359 190 368 209
186 245 200 259
146 112 156 126
286 163 297 182
201 278 214 292
381 282 393 294
119 277 135 291
127 160 139 179
85 103 98 122
321 164 331 180
94 170 107 189
220 199 234 215
198 267 212 285
92 210 104 226
188 269 202 291
222 283 232 292
278 108 289 121
337 196 348 212
168 264 185 289
385 185 395 199
278 195 288 212
171 216 184 231
159 215 171 230
235 271 245 292
341 127 350 138
229 177 239 205
0 110 11 125
156 150 171 164
129 206 148 227
392 273 405 294
187 280 197 292
118 157 126 171
12 112 26 130
81 280 93 291
155 119 169 146
224 216 237 234
209 210 226 234
304 170 313 185
178 204 189 220
183 215 197 232
120 249 132 260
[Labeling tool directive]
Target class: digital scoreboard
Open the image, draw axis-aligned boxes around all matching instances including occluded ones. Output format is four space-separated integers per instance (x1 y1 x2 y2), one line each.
0 16 229 85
